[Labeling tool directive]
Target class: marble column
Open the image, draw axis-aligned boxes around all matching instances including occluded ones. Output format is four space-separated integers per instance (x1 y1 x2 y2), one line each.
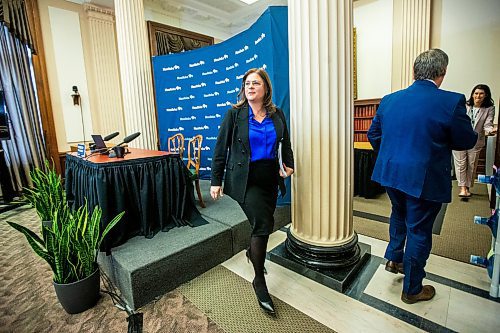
286 0 359 268
391 0 431 90
84 3 125 140
114 0 157 149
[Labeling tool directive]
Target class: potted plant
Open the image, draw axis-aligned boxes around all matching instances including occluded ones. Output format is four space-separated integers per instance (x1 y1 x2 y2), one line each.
7 162 124 314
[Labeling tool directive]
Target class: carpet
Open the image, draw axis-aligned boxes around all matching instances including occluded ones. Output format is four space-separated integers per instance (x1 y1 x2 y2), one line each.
353 181 493 263
178 265 336 333
0 206 224 333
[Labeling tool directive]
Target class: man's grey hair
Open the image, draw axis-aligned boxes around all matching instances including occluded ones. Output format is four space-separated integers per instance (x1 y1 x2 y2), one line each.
413 49 448 80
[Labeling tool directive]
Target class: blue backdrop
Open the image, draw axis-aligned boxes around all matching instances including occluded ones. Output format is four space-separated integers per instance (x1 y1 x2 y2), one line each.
152 6 290 204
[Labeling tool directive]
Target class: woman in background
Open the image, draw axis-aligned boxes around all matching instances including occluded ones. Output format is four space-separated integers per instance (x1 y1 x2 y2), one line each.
453 84 496 197
210 68 294 315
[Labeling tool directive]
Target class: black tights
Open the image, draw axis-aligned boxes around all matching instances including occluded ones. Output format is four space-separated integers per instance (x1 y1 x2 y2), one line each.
248 235 270 299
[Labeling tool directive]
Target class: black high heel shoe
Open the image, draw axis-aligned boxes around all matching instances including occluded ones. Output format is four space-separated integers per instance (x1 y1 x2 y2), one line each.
252 280 276 315
246 248 268 275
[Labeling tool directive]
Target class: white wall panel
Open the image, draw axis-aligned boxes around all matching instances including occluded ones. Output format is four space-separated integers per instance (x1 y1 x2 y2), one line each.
354 0 393 99
435 0 500 107
48 6 93 143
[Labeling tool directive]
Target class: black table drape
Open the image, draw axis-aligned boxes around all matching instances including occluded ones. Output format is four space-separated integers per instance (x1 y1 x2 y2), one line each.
354 148 384 199
65 153 200 252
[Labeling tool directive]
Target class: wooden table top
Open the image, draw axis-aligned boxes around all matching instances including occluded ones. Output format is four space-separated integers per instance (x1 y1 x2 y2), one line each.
354 142 373 150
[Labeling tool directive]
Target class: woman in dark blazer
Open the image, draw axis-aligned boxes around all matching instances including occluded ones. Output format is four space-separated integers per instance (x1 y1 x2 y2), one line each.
453 84 496 197
210 68 294 315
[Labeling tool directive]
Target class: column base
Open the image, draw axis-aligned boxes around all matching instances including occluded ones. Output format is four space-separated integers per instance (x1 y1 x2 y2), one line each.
285 229 361 269
269 240 371 292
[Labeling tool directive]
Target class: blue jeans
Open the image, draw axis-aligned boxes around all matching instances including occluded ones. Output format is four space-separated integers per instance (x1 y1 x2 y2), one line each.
384 187 442 295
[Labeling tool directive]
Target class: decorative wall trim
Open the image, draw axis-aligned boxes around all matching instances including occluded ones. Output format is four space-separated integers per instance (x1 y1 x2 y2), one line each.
147 21 214 56
83 3 115 21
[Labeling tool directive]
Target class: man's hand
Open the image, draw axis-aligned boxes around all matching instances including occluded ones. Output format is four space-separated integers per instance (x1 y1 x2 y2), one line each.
210 186 224 200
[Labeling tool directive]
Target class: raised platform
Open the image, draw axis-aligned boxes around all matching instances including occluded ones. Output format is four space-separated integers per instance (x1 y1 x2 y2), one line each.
98 180 291 309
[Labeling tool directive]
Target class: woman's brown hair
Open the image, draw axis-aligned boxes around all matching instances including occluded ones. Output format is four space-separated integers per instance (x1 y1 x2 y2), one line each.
466 84 495 108
233 68 276 114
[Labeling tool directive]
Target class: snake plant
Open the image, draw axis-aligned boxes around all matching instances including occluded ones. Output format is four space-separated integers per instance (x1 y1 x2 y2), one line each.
7 160 124 284
8 202 124 284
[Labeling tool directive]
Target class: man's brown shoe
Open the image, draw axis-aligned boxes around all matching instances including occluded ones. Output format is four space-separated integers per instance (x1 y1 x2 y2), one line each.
385 261 404 274
401 285 436 304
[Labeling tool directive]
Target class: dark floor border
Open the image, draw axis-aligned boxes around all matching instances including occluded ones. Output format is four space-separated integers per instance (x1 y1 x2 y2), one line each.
345 255 457 332
344 255 384 299
353 202 448 235
359 293 458 333
356 255 500 304
353 210 389 223
426 271 500 304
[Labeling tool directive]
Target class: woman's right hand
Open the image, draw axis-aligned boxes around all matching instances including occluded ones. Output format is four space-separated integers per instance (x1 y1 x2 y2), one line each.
210 186 223 200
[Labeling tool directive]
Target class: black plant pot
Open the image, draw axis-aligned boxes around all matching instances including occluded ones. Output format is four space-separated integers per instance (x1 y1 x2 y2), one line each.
53 268 100 314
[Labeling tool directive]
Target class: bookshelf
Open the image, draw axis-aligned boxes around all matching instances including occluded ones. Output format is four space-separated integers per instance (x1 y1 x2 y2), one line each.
354 98 381 142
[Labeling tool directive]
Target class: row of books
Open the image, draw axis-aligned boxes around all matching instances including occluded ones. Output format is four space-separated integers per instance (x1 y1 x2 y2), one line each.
354 133 369 142
354 106 376 118
354 119 373 131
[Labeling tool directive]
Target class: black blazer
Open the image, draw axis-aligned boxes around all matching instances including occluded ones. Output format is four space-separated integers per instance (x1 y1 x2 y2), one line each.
211 105 294 203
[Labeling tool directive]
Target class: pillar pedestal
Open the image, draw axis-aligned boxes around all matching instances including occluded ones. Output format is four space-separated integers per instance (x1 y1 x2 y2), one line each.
270 234 371 292
285 229 360 269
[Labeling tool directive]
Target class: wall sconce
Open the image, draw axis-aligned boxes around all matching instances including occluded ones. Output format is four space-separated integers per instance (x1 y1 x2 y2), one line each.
71 85 80 106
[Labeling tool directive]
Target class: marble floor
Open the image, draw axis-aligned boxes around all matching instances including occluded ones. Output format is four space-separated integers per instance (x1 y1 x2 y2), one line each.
222 229 500 333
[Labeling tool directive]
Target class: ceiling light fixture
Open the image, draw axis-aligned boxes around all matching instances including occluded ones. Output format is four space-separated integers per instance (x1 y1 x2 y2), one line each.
239 0 260 5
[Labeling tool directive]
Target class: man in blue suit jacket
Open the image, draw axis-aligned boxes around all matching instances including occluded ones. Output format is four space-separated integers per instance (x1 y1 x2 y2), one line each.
367 49 477 304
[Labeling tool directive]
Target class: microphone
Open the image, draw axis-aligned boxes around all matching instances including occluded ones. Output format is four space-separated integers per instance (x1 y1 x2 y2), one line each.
108 132 141 158
120 132 141 145
103 131 119 141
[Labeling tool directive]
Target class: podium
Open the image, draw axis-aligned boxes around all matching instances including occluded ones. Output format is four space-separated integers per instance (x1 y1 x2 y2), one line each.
65 148 199 252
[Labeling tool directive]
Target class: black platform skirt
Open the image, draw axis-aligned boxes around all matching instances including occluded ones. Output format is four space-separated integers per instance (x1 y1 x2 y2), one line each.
239 159 279 236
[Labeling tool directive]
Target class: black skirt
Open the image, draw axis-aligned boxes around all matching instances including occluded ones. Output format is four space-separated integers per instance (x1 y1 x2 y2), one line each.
239 159 279 236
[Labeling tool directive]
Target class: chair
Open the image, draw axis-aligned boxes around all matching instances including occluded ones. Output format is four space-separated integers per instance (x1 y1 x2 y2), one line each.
167 133 185 158
187 134 206 208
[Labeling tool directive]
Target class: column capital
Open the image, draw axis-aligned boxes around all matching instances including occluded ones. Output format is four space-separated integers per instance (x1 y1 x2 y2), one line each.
84 3 115 22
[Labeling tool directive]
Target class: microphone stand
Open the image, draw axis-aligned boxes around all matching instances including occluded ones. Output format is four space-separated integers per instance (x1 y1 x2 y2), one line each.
72 88 85 149
80 102 85 148
84 147 111 160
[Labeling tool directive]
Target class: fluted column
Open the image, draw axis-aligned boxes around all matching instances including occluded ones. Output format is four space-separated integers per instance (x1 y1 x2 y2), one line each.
392 0 431 90
84 4 125 140
114 0 157 149
287 0 359 268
